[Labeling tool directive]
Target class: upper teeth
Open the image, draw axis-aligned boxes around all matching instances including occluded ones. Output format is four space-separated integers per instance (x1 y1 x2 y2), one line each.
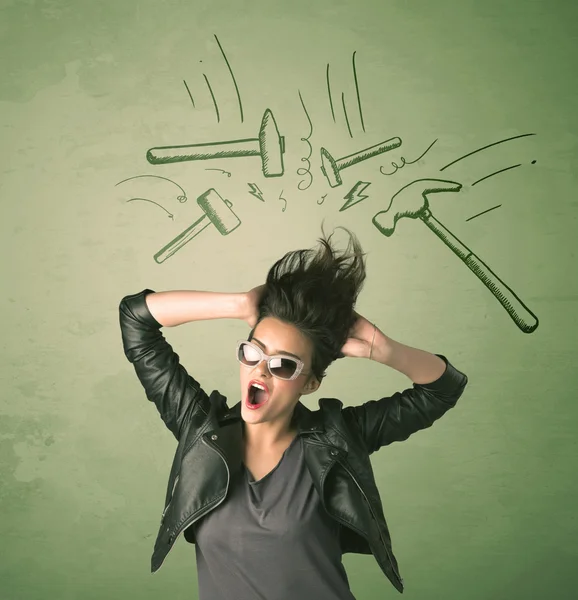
251 383 266 391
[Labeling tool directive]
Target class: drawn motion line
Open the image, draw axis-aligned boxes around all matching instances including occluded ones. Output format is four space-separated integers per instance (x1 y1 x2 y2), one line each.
214 34 244 123
352 51 365 133
126 198 174 219
296 90 313 191
115 174 188 203
466 205 502 221
439 133 536 171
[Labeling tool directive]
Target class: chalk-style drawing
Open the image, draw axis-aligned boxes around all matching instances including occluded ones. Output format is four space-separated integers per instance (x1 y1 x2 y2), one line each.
296 90 313 191
341 92 353 139
327 53 365 135
471 164 522 186
146 108 285 177
318 194 327 205
466 205 502 221
214 34 244 123
439 133 536 171
205 168 232 177
154 188 241 264
279 190 287 212
352 51 365 133
320 137 402 188
202 73 220 123
326 64 336 123
115 174 188 203
183 80 195 108
380 139 438 176
372 178 539 333
340 181 371 212
126 198 174 219
248 183 265 202
472 160 536 186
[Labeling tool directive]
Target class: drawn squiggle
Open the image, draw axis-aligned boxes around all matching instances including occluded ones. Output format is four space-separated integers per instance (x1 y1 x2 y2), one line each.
115 174 187 202
317 194 327 205
279 190 287 212
380 139 438 176
296 90 313 191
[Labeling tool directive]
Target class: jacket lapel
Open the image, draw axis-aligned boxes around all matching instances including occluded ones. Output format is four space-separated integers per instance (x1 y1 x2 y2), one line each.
207 399 348 490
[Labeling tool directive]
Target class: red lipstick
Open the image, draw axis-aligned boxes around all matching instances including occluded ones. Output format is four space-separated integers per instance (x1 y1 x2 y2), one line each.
246 379 270 410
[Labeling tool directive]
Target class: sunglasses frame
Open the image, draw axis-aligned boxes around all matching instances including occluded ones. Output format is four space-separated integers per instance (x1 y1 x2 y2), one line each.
236 340 308 381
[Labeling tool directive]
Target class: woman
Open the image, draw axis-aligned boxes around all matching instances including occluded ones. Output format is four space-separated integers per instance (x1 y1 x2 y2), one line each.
119 225 468 599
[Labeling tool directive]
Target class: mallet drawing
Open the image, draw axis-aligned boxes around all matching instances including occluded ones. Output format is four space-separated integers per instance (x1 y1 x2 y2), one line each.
320 137 402 187
154 188 241 264
372 179 539 333
146 109 285 177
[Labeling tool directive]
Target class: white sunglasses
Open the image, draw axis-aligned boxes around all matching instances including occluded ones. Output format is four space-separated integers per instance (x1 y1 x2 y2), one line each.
236 340 310 381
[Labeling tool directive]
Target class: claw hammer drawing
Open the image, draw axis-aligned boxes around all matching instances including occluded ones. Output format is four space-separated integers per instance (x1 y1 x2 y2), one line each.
372 179 539 333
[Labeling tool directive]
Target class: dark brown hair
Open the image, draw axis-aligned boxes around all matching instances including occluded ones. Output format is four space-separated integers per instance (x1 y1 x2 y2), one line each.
249 222 367 382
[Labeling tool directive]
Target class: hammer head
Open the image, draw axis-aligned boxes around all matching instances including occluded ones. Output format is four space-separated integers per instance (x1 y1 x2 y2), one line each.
259 109 285 177
320 147 341 187
198 188 241 235
373 178 462 236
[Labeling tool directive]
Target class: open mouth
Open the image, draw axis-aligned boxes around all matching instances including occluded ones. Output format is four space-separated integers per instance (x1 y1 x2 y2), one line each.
246 381 269 409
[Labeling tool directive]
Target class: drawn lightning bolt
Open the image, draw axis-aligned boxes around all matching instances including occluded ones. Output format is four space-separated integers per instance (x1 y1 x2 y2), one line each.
247 183 265 202
339 181 371 211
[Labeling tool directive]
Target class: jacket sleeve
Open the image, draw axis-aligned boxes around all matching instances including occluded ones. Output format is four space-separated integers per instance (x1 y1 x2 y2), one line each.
119 288 210 440
343 354 468 454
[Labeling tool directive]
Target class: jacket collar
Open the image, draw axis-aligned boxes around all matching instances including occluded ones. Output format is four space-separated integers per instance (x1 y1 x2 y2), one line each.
219 400 325 435
205 398 349 473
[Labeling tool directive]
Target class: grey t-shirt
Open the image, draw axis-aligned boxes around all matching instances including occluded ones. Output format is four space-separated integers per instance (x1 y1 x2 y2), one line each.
192 434 357 600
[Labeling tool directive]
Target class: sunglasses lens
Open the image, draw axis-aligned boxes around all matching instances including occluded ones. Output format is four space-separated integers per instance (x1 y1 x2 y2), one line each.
238 342 261 365
238 343 298 379
269 357 298 379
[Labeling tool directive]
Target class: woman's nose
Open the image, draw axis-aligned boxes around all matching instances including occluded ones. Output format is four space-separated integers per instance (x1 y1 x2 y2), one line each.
254 359 270 377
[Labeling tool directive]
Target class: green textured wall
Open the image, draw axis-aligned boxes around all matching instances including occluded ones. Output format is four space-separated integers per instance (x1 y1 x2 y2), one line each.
2 1 577 598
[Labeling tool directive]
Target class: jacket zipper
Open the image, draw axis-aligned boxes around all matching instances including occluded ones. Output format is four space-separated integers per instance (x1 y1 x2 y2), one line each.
161 474 180 523
153 437 230 574
337 458 404 587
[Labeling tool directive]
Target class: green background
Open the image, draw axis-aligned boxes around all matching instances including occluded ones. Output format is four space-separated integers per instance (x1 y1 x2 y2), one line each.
2 0 577 598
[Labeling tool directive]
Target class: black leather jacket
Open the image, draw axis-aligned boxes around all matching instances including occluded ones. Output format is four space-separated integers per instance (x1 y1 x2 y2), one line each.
119 289 468 594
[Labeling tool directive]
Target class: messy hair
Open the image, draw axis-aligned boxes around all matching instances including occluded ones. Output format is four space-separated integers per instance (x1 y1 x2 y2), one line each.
249 222 367 382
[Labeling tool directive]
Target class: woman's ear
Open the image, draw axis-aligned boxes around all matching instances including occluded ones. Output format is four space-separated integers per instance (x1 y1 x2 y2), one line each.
302 376 321 395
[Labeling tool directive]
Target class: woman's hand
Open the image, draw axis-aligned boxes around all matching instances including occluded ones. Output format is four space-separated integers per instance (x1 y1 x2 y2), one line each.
339 311 378 359
243 284 266 328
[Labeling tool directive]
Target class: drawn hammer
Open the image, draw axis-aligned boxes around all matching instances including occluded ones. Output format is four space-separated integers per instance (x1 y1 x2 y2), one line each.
154 188 241 264
372 179 539 333
146 109 285 177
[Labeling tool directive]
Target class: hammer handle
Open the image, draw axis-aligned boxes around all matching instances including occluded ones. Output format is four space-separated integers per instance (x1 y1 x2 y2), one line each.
147 139 260 165
154 214 211 263
421 209 538 333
